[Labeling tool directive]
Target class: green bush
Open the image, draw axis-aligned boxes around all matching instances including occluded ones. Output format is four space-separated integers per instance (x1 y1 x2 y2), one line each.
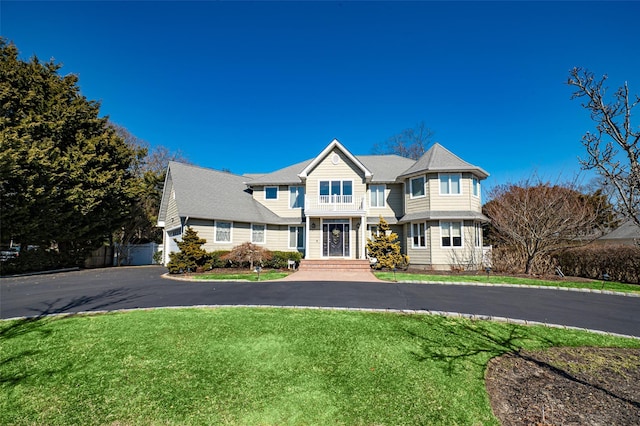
0 248 67 276
209 251 231 268
265 251 303 269
167 227 213 274
556 244 640 284
366 217 409 270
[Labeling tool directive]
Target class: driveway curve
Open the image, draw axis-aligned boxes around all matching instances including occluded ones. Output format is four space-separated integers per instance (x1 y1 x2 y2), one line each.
1 266 639 338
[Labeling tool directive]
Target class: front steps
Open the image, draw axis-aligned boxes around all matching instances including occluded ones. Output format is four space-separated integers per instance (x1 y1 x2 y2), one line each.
298 259 371 272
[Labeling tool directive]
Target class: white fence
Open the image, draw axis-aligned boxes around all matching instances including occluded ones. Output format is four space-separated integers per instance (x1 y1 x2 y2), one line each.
114 243 161 266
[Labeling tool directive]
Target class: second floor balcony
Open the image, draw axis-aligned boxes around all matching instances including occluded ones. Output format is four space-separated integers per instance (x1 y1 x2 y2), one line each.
304 195 366 216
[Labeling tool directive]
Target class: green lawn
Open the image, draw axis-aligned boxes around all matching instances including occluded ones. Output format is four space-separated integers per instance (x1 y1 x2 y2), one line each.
2 308 638 425
375 271 640 294
191 270 290 281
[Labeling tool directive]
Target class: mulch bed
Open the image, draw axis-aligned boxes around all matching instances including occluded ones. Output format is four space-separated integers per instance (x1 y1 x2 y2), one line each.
485 347 640 425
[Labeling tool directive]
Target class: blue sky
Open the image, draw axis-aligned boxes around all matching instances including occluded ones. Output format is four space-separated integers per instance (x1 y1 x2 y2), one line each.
3 1 639 191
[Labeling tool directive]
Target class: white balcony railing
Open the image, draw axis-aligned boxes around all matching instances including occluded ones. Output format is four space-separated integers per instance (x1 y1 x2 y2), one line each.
305 195 366 213
319 195 353 204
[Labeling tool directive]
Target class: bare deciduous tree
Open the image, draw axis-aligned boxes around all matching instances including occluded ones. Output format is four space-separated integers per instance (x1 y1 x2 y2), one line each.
372 121 435 160
568 68 640 227
483 180 606 274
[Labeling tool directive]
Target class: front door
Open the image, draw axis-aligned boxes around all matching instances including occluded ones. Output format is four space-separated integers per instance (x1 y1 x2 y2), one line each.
322 220 350 257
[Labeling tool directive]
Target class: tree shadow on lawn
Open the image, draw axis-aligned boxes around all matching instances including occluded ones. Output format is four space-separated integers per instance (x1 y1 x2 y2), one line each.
1 287 141 387
406 319 639 409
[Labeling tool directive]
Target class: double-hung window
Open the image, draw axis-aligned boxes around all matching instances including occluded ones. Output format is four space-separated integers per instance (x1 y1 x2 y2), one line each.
440 173 461 195
412 222 426 248
289 186 304 208
370 184 385 208
215 221 232 243
410 176 425 198
319 180 353 203
265 186 278 200
251 224 265 244
472 176 480 198
289 226 304 249
474 223 482 247
441 221 462 247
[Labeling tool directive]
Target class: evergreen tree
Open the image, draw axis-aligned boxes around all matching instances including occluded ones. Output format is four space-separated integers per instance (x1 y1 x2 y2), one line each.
166 227 212 273
0 38 143 265
366 217 409 270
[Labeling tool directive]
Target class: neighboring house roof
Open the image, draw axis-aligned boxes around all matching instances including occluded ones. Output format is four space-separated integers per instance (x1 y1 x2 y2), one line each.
398 143 489 179
399 211 490 223
598 220 640 243
161 162 300 225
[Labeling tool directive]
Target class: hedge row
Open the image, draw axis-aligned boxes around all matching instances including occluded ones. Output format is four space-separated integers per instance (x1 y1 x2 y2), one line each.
556 244 640 284
0 249 72 276
188 250 303 271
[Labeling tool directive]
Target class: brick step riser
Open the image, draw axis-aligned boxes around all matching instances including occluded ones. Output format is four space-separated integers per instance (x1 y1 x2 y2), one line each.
298 260 371 272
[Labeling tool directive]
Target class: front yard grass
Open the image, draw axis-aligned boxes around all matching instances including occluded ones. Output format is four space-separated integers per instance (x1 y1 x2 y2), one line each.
2 308 638 425
374 271 640 294
190 270 290 281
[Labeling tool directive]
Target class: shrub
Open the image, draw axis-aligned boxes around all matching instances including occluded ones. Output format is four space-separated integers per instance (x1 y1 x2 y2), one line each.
366 217 409 270
209 250 231 268
0 248 67 276
265 251 303 269
489 244 554 275
222 242 272 269
556 244 640 284
166 227 213 274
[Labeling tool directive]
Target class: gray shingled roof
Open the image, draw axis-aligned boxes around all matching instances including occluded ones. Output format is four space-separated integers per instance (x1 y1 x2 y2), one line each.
165 162 299 224
245 159 312 185
358 155 417 183
246 154 416 185
399 211 489 223
398 143 489 179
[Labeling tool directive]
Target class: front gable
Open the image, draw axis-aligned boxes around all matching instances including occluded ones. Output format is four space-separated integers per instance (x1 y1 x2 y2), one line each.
298 139 372 183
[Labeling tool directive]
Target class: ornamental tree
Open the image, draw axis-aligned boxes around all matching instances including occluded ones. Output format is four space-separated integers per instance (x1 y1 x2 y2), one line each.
222 242 272 270
366 217 409 270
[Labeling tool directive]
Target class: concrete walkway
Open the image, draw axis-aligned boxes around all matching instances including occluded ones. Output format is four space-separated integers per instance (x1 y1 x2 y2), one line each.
277 269 381 282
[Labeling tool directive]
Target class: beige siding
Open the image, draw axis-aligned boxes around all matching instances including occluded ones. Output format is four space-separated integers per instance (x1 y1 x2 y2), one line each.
368 183 404 218
253 185 304 219
306 148 367 203
429 220 483 270
429 173 484 213
188 219 215 245
405 222 431 266
404 175 430 214
307 218 322 258
188 220 302 254
165 182 181 230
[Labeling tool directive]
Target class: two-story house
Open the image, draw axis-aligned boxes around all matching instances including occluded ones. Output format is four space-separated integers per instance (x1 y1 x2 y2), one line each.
157 139 489 270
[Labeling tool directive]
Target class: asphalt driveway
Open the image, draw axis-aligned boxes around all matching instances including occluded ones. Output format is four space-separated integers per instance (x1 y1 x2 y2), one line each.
1 266 639 338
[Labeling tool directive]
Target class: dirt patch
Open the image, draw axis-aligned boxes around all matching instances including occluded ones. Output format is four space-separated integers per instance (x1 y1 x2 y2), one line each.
485 347 640 425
